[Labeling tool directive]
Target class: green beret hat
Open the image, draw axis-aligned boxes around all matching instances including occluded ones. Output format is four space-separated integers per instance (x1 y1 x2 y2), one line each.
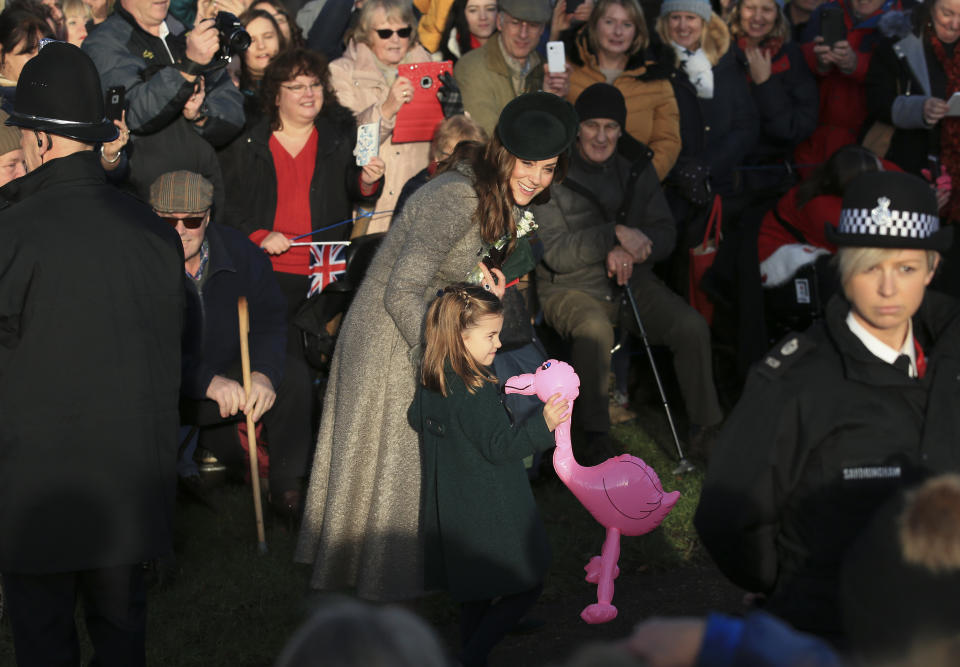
496 92 578 161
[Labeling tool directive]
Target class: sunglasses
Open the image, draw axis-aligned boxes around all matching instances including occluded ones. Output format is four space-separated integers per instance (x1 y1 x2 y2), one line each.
375 26 412 39
157 212 208 229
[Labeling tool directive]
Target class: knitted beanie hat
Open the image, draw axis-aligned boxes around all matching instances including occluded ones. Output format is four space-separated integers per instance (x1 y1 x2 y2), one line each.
574 83 627 129
659 0 712 22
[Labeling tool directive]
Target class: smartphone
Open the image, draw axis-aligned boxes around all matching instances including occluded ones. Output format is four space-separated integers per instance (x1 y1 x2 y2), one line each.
546 41 566 74
820 6 846 47
105 85 125 121
947 91 960 117
355 121 380 166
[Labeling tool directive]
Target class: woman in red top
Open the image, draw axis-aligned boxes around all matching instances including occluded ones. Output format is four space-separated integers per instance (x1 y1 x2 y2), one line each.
221 48 385 314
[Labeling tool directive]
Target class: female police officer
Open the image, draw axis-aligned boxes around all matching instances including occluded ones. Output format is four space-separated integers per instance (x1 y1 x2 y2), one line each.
694 170 960 641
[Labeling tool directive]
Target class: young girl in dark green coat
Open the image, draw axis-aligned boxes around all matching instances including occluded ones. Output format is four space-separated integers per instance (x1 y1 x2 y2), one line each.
409 284 569 667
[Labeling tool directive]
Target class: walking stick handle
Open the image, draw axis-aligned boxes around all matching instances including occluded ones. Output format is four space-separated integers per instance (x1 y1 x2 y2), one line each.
238 297 268 553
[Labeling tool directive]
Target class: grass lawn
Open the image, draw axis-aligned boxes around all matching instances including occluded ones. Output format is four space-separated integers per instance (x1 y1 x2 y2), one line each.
0 417 712 666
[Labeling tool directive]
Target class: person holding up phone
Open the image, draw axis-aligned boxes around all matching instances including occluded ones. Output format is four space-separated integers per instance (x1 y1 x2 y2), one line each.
328 0 435 233
864 0 960 297
793 0 905 176
455 0 572 135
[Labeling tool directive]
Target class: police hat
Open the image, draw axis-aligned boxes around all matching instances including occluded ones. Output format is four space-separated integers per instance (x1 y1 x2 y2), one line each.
6 40 119 144
826 171 953 252
496 92 578 161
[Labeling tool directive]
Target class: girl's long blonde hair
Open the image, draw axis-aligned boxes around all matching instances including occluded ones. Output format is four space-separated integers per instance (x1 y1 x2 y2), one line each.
421 284 503 396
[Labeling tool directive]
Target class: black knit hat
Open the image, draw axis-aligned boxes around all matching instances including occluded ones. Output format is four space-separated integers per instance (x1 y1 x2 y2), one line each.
496 92 578 161
825 171 953 251
6 40 118 144
574 83 626 129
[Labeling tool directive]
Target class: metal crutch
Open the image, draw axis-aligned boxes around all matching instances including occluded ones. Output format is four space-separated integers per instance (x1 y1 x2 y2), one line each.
621 286 696 474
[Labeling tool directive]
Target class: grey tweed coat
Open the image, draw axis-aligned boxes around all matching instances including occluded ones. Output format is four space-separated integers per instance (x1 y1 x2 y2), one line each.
295 167 508 600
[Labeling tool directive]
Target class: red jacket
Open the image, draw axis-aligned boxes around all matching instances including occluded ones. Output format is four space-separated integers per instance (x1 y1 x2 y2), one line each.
795 0 903 171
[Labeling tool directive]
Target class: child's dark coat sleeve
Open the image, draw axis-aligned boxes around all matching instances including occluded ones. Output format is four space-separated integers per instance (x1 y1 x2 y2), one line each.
451 381 554 465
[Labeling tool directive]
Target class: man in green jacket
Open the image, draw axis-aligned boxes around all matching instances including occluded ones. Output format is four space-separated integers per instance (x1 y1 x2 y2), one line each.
454 0 569 134
534 83 723 461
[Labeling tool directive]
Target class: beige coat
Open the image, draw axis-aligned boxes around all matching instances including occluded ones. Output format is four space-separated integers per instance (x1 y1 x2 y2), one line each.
329 40 434 234
295 167 516 601
454 35 545 135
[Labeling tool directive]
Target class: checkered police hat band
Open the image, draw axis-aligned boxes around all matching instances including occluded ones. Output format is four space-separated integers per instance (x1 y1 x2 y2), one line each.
838 196 939 240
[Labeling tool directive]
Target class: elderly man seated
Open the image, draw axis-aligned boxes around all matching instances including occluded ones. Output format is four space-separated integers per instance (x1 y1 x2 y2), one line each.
534 83 722 460
454 0 569 134
154 171 312 521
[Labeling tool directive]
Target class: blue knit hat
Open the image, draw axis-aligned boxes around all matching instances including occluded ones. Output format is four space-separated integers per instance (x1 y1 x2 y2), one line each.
659 0 712 22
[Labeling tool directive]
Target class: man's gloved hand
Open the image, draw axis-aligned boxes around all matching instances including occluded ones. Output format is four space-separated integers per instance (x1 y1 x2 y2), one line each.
436 71 464 118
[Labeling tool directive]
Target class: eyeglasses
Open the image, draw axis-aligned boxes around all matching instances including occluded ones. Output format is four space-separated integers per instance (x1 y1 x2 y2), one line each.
157 212 208 229
281 82 323 96
374 26 412 39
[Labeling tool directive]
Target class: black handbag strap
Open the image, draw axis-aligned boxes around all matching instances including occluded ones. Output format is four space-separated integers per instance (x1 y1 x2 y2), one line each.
771 200 809 245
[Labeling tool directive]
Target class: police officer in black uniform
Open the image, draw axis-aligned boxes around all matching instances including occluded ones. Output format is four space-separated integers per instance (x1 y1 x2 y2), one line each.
0 41 183 666
694 170 960 641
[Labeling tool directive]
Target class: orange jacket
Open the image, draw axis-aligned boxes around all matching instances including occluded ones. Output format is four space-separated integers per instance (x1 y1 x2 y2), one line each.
566 29 681 181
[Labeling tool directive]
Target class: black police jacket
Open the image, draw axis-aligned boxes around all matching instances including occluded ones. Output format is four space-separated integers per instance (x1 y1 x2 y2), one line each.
695 291 960 638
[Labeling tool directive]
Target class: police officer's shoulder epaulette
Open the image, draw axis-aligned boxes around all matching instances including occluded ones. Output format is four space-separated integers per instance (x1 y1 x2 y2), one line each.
755 332 816 379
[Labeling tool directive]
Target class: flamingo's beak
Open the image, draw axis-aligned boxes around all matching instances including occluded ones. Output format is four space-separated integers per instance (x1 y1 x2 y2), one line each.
504 373 537 395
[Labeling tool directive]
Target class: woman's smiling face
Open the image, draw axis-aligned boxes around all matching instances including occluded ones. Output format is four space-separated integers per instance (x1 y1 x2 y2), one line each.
508 156 558 205
667 11 704 50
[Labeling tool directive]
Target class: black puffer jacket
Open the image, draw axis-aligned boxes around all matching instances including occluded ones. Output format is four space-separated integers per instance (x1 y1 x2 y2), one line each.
695 292 960 638
662 38 759 196
82 4 245 148
733 40 819 193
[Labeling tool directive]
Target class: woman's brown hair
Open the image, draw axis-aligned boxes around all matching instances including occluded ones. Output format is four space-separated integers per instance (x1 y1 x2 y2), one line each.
727 0 790 44
439 133 568 248
586 0 649 56
261 48 339 131
238 9 287 91
421 284 503 396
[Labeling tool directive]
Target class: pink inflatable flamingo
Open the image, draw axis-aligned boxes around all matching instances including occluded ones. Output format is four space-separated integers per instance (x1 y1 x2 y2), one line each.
505 360 680 624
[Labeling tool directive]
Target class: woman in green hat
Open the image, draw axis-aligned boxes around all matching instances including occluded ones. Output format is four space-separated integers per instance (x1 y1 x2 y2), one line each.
295 91 579 602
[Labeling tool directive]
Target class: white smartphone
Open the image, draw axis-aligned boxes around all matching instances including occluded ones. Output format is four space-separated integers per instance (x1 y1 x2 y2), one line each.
947 91 960 117
354 121 380 166
546 41 565 74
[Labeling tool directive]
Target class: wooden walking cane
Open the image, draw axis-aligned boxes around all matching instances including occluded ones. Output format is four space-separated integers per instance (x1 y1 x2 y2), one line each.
238 296 268 554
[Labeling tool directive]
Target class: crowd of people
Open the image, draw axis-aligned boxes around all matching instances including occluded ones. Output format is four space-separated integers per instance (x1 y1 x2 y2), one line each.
2 0 960 663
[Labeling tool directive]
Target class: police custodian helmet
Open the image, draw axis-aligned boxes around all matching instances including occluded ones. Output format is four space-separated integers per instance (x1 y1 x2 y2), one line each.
5 40 119 144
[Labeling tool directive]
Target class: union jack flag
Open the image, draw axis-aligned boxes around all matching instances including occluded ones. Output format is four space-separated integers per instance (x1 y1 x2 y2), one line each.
308 243 348 297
